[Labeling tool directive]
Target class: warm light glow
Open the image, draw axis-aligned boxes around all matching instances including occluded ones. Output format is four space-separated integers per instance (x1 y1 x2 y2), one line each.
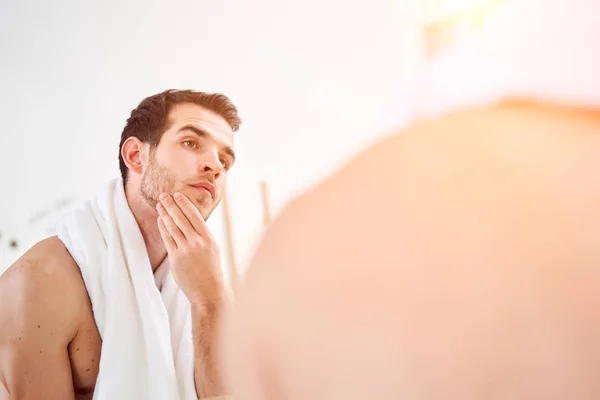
421 0 507 26
420 0 508 57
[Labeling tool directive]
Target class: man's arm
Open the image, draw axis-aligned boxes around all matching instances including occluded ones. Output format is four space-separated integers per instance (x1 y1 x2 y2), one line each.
0 237 82 399
190 292 229 398
155 193 231 398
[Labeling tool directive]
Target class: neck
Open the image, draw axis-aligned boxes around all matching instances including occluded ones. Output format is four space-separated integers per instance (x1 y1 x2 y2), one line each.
124 181 167 272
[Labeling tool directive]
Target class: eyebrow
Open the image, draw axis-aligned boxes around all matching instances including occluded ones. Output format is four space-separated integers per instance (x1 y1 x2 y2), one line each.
179 124 236 163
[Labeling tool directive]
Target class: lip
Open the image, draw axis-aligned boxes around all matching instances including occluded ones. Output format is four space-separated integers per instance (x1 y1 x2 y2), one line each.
189 181 215 199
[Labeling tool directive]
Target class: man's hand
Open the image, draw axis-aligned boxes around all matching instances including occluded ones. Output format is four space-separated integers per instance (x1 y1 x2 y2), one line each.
156 192 224 306
156 192 229 397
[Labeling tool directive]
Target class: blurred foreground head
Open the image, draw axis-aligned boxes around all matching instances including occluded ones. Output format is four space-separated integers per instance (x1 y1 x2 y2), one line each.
219 1 600 398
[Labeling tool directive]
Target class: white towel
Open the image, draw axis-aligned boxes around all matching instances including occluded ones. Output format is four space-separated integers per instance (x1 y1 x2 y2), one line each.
413 0 600 118
56 178 197 400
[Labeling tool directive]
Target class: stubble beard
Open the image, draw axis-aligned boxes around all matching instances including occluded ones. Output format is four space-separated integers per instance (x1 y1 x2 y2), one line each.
140 156 214 220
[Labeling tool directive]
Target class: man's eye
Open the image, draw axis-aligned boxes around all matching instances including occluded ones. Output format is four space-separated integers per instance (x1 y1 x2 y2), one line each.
220 159 230 170
183 140 197 148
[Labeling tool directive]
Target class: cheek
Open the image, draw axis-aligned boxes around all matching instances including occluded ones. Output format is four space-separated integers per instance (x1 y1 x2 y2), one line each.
158 147 196 174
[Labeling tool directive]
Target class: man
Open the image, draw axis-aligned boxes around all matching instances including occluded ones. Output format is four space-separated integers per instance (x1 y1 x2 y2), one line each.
219 0 600 398
0 89 240 399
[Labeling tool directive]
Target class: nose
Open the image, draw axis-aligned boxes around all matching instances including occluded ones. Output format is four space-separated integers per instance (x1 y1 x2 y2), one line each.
199 150 223 179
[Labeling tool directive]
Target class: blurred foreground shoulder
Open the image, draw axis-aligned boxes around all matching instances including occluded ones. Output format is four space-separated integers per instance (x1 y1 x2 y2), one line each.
220 103 600 399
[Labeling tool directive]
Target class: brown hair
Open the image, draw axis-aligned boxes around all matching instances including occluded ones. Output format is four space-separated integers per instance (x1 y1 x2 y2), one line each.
118 89 241 182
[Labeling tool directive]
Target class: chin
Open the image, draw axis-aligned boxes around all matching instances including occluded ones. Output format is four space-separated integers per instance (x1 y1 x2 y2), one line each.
193 200 212 221
179 189 214 219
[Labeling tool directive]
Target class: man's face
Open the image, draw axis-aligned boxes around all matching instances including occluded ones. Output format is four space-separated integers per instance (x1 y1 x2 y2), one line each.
140 102 236 220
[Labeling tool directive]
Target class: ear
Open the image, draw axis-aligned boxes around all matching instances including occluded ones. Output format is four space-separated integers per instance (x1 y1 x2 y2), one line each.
121 137 148 176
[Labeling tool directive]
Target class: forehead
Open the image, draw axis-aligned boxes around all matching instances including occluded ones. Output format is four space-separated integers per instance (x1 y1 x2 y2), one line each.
166 102 234 145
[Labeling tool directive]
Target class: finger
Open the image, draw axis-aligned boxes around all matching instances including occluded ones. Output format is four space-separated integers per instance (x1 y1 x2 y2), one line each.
159 193 196 239
157 202 186 246
173 192 210 237
157 216 177 252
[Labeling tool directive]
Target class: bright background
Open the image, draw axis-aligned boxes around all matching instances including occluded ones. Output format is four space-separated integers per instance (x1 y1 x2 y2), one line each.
0 0 502 279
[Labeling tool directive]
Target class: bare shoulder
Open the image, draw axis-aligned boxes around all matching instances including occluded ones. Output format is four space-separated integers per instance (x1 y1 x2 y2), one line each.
0 235 87 345
233 101 600 325
0 236 88 397
223 104 600 398
0 235 85 303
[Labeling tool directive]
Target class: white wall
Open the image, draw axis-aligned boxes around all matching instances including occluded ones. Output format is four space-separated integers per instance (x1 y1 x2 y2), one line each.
0 0 428 276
